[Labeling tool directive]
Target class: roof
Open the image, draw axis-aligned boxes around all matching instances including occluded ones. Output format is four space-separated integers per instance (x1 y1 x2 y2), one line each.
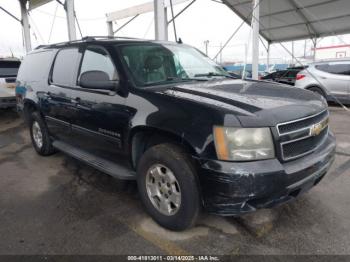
222 0 350 43
311 58 350 64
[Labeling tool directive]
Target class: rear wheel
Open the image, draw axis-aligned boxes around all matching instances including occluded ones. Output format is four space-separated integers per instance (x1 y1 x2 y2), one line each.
29 112 56 156
137 143 200 231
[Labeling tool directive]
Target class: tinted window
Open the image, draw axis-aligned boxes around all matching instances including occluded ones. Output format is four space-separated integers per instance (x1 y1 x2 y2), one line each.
52 48 80 86
0 61 21 77
17 51 54 82
315 63 350 75
268 71 285 79
79 46 118 80
286 70 299 78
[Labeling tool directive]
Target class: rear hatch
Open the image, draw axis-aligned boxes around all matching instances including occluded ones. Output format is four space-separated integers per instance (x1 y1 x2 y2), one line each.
0 60 20 98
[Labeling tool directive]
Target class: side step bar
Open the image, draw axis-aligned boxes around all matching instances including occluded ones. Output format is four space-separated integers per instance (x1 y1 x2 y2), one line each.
52 140 136 180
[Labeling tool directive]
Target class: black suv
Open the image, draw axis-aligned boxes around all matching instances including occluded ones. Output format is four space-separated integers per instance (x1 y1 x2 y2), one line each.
16 37 336 231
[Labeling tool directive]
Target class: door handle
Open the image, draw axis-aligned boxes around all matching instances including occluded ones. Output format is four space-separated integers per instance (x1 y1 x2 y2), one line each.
320 76 327 79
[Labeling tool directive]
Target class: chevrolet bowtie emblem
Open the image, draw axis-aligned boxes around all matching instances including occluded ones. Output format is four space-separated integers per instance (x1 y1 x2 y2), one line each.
310 118 328 136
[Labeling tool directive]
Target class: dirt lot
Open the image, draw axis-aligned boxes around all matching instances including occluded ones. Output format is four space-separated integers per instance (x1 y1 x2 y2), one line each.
0 106 349 255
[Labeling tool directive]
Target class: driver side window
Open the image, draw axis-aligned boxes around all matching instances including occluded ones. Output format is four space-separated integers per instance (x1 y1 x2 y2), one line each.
79 46 118 81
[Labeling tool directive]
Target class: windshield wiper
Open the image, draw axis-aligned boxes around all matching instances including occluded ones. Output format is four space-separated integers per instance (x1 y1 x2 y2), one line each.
194 72 236 79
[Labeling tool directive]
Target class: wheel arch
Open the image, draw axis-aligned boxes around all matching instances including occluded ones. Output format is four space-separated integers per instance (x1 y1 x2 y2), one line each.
129 126 198 169
305 84 328 96
23 99 40 124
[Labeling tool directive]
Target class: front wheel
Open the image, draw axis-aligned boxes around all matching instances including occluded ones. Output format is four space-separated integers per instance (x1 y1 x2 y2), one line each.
137 143 200 231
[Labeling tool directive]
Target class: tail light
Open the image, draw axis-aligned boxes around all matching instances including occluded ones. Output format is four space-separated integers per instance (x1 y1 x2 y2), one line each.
296 74 305 80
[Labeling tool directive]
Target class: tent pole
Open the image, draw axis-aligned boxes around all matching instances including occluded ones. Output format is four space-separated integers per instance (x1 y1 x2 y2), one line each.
19 0 31 53
312 38 317 61
266 42 270 72
291 41 294 65
107 21 113 37
154 0 168 40
65 0 76 40
252 0 260 80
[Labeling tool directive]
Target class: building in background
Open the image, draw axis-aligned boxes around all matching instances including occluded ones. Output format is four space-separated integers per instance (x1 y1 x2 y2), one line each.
313 45 350 60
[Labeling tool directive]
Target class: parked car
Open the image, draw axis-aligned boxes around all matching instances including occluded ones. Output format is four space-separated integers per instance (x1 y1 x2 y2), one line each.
242 70 266 80
16 37 335 231
295 60 350 103
226 71 240 78
0 59 20 108
262 67 306 86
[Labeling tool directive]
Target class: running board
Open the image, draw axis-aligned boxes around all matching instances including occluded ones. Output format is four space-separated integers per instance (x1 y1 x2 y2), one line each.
52 141 136 180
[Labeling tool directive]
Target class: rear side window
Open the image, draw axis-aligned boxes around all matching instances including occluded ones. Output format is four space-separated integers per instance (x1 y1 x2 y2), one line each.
315 63 350 76
286 70 299 78
16 50 54 82
273 71 284 79
52 48 80 86
0 61 21 77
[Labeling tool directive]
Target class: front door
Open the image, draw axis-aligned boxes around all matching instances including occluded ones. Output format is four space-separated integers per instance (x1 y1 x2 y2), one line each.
68 45 129 162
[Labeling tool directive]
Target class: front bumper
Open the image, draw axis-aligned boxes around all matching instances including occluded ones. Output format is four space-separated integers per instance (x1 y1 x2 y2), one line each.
0 96 16 108
199 132 336 215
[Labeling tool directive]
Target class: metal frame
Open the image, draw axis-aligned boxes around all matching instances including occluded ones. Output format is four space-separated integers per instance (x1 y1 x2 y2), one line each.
106 0 191 41
64 0 76 40
19 0 32 52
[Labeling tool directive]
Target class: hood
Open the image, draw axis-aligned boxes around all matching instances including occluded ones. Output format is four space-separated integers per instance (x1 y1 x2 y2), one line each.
158 79 327 127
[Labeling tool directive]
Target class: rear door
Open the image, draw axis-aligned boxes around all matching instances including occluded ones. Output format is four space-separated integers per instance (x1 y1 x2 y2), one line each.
314 62 350 101
42 47 82 141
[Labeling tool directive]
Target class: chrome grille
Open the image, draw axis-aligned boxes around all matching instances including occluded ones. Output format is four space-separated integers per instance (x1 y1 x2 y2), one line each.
277 110 329 161
277 110 328 135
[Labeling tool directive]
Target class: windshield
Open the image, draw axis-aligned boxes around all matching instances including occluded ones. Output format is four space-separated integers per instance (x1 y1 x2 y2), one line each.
118 43 229 87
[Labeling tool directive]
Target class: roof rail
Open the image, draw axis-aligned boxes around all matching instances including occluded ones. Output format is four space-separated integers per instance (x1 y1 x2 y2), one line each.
81 35 144 40
34 35 145 50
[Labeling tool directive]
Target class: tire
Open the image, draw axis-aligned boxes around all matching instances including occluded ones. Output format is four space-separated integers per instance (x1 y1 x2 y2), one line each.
308 86 327 100
29 111 56 156
137 143 200 231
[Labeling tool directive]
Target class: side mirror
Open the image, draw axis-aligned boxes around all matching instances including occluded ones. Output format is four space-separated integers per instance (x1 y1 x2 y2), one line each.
79 70 119 91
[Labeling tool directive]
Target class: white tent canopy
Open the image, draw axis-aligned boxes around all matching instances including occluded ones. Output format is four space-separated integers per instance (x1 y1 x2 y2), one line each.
222 0 350 43
28 0 53 11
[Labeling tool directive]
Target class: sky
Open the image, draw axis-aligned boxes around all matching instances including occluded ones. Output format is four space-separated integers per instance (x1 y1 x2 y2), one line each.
0 0 349 63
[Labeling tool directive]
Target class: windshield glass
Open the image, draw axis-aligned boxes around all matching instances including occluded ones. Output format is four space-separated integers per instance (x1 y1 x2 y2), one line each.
117 43 229 87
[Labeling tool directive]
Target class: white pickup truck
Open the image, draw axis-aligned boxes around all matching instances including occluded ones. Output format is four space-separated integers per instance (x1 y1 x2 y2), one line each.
0 59 20 109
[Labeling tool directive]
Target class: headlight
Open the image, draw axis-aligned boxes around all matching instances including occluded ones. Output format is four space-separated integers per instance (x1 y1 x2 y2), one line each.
213 126 275 161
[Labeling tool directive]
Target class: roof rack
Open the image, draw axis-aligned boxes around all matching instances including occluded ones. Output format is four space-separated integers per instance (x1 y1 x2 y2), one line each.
35 35 145 50
81 35 143 40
